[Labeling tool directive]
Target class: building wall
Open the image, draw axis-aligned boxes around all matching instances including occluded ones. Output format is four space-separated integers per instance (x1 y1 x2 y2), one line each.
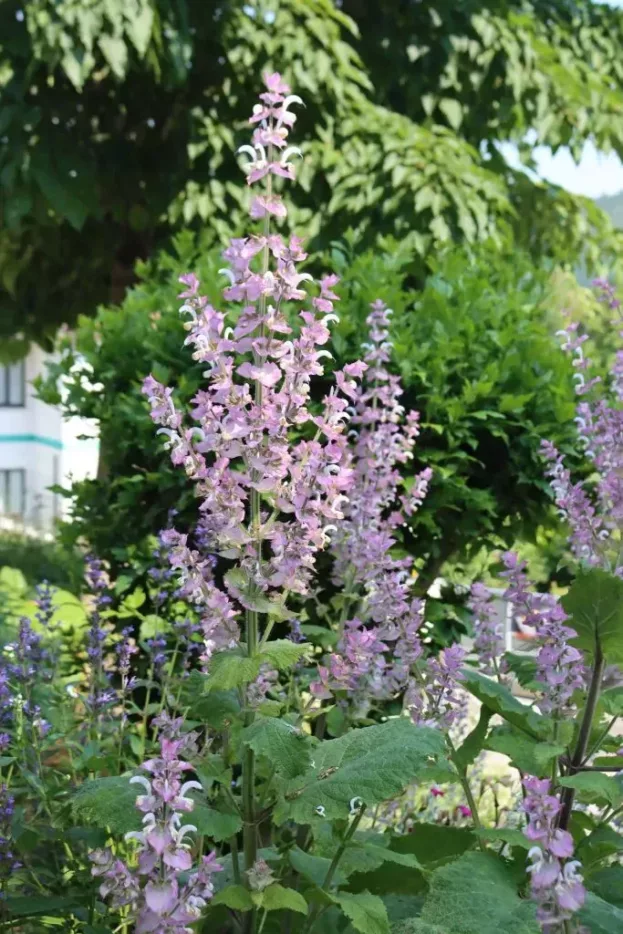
0 347 99 531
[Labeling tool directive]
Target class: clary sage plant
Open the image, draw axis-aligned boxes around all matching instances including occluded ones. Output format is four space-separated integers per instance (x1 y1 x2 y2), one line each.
1 74 623 934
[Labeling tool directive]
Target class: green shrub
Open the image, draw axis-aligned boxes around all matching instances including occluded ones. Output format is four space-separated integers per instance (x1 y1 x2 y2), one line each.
0 530 83 592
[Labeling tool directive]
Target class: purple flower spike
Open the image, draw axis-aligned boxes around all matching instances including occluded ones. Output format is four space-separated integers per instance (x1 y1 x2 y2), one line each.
91 728 222 931
522 776 585 930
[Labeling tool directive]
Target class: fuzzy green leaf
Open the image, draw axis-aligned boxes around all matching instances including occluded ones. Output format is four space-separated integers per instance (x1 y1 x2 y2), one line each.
559 772 623 808
579 893 623 933
191 806 242 842
260 639 312 671
485 725 564 777
259 884 307 914
212 885 254 911
453 706 492 770
336 891 390 934
282 719 446 821
241 716 312 779
289 846 346 887
419 852 539 933
561 569 623 663
462 669 543 737
588 867 623 908
71 776 141 833
6 895 84 918
473 827 529 849
206 650 262 691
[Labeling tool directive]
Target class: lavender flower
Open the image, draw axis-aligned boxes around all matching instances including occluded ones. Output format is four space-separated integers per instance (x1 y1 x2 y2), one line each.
84 556 113 719
34 580 55 630
310 300 439 716
523 776 585 930
0 785 20 892
501 552 584 717
467 583 507 678
247 663 281 708
91 732 222 931
405 644 467 729
543 289 623 573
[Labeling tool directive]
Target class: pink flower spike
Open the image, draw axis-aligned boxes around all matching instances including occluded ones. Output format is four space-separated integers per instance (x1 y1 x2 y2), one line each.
178 273 199 299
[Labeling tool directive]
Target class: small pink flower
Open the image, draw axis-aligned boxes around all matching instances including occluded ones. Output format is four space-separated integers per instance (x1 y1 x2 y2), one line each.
430 786 445 798
250 195 287 219
144 879 178 913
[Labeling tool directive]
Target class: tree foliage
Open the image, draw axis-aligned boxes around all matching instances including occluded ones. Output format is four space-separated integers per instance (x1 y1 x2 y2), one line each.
2 0 623 344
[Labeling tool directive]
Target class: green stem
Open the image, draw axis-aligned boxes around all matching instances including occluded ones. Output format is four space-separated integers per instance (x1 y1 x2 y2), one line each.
551 719 560 787
303 806 366 933
447 737 483 839
585 714 617 762
231 834 242 885
243 607 259 880
558 643 604 831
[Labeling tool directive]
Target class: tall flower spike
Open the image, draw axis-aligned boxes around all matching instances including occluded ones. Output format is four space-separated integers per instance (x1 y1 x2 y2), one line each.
143 71 359 658
310 299 461 724
91 728 222 932
522 776 585 930
501 551 585 718
542 286 623 574
467 583 507 679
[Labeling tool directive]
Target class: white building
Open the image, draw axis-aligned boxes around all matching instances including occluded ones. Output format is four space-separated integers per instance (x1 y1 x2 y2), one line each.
0 347 99 532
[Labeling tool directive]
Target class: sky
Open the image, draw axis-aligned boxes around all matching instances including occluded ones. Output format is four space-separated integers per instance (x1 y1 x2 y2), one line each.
505 0 623 199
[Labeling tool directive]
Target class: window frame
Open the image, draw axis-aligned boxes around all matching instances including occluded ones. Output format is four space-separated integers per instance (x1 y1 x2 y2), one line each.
0 468 26 518
0 360 26 407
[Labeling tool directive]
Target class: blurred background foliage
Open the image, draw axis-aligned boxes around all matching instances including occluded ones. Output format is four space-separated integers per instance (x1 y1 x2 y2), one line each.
3 0 623 348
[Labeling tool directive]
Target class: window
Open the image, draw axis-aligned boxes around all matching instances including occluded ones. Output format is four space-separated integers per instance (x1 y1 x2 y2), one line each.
0 469 26 518
0 361 25 406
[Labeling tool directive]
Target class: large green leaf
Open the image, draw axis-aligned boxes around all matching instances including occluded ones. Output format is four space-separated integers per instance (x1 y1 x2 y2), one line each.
6 895 85 918
338 825 472 897
419 852 539 934
71 776 141 833
257 884 307 914
192 805 241 842
289 846 346 887
260 639 311 671
589 867 623 908
181 672 241 727
461 669 543 737
453 706 492 770
485 725 564 777
206 650 262 691
561 569 623 662
391 924 444 934
579 893 623 933
390 825 475 868
241 716 312 779
281 719 446 821
473 828 529 849
558 772 623 808
336 891 390 934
